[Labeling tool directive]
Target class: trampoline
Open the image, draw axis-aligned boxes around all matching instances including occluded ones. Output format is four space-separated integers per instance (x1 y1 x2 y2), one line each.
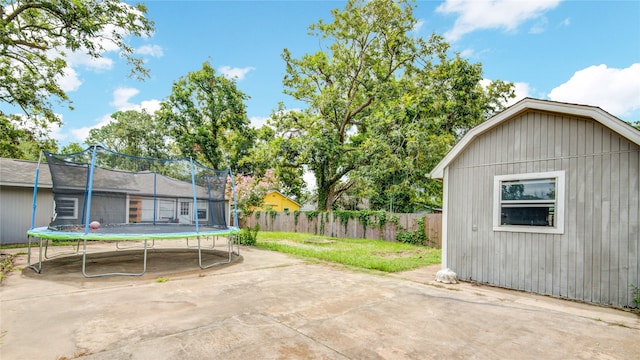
26 146 241 278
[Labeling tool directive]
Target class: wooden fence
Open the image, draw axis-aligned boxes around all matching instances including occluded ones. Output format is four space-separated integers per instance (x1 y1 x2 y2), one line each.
240 211 442 248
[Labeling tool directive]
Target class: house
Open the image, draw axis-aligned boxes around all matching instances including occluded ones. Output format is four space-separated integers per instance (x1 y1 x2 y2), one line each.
429 98 639 308
259 190 301 212
0 158 54 245
0 157 232 244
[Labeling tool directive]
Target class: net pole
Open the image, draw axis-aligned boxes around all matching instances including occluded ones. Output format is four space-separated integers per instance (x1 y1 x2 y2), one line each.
229 169 238 228
189 158 199 233
30 151 44 230
83 146 98 235
153 172 157 225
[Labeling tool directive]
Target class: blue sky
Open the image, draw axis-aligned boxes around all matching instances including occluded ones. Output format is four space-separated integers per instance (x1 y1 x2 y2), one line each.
46 0 640 144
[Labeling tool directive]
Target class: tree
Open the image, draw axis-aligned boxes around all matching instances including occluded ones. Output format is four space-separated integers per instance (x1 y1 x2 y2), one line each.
276 0 513 210
60 142 85 154
157 62 252 171
227 169 279 216
0 0 154 157
239 122 307 201
355 56 514 212
85 109 170 159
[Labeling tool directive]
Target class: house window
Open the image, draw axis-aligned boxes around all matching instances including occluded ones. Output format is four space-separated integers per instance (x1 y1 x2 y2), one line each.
196 200 208 220
493 171 565 234
56 197 78 219
180 201 190 216
158 200 175 221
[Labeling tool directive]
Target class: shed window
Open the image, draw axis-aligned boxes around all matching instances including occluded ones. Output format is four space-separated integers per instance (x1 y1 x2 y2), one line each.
493 171 565 234
56 197 78 219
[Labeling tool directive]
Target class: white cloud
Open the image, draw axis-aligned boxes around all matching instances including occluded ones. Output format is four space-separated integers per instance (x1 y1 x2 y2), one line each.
250 116 269 128
481 79 531 106
139 99 161 114
69 113 113 142
436 0 562 41
111 87 140 109
135 44 164 57
110 87 161 113
548 64 640 117
412 19 425 33
219 66 255 80
510 82 531 105
303 167 316 192
559 17 570 27
56 67 82 92
529 17 548 34
459 48 475 58
64 89 161 143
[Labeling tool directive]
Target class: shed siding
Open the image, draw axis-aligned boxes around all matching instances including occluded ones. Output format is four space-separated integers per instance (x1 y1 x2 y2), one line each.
0 187 53 244
446 110 640 308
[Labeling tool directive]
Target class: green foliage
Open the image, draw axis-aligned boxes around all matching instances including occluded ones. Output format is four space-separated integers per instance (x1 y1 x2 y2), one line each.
0 0 154 158
0 252 17 283
631 285 640 307
266 209 278 221
157 61 251 170
396 217 428 246
294 210 301 227
305 210 320 221
256 231 440 273
86 110 170 159
237 224 260 246
274 0 513 211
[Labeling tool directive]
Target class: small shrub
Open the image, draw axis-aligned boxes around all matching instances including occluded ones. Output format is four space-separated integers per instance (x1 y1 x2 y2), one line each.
631 285 640 307
396 217 428 245
237 223 260 246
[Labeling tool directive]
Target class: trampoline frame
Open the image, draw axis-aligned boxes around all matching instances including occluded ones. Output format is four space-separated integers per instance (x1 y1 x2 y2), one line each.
26 146 243 278
26 226 240 278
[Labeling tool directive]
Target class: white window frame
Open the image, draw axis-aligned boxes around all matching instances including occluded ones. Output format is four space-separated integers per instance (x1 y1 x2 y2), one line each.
196 200 208 221
493 171 565 234
56 197 78 219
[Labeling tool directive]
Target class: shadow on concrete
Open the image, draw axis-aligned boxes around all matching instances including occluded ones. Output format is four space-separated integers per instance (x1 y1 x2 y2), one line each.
21 248 243 282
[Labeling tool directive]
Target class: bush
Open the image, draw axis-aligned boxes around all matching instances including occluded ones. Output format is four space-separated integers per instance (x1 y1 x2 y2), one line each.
396 217 428 246
237 223 260 246
632 285 640 308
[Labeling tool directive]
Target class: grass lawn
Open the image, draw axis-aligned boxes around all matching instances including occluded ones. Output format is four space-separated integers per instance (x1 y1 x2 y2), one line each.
255 231 441 273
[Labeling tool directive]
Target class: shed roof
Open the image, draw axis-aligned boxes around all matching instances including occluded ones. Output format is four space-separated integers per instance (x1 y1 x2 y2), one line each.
429 98 640 179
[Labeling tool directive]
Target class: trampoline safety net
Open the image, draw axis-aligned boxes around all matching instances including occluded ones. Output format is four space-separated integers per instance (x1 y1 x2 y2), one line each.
42 146 234 232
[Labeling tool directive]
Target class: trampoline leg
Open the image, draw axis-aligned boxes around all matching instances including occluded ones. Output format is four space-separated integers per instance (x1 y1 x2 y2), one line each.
198 235 233 269
187 236 215 249
44 238 81 259
26 235 43 274
116 239 154 250
82 239 148 278
231 234 240 256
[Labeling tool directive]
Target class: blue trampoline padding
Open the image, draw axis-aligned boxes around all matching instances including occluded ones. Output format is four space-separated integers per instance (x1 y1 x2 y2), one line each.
28 225 240 241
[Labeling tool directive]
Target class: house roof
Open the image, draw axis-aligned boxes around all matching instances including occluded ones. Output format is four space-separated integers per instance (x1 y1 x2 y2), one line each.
0 157 224 199
0 158 53 188
265 190 302 207
429 98 640 179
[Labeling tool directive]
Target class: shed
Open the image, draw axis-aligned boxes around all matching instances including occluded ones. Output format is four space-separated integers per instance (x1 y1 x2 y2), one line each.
429 98 640 308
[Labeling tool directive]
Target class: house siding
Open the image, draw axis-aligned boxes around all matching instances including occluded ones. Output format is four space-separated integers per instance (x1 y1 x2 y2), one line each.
446 110 640 308
0 186 53 244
